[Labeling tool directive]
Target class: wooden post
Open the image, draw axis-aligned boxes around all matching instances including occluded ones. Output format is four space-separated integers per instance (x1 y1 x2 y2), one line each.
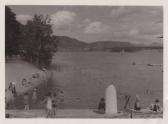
130 110 133 118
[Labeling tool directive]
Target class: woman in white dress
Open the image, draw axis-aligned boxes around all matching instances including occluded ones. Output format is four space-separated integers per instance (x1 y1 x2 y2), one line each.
41 92 53 118
46 93 52 118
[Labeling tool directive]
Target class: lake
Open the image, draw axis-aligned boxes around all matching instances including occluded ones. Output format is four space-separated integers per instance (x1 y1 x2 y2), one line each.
51 50 163 110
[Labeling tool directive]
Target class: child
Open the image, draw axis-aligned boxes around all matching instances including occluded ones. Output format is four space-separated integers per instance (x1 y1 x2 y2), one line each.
24 92 29 110
52 93 58 117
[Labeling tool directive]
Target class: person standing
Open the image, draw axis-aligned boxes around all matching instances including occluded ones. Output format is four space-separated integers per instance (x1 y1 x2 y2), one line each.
24 92 29 110
52 93 58 117
8 82 17 108
8 82 17 97
45 92 52 118
32 88 38 108
58 90 64 109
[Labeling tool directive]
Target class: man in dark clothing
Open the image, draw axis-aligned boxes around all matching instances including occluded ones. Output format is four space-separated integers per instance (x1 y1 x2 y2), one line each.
97 98 105 114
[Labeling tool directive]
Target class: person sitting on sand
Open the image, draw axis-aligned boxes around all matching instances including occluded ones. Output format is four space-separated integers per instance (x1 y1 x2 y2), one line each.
36 72 40 78
32 73 37 78
21 78 27 86
6 113 10 118
132 61 136 66
28 77 34 86
149 99 161 112
97 98 105 114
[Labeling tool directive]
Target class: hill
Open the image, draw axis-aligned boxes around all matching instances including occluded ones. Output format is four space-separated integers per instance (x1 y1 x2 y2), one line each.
56 36 88 51
150 42 163 47
89 41 134 51
56 36 163 52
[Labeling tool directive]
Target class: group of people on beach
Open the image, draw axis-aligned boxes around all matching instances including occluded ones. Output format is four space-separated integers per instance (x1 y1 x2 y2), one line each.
21 68 47 87
23 88 64 118
21 73 39 87
23 88 38 110
134 96 162 112
6 65 162 117
6 68 48 109
97 95 162 114
41 91 64 118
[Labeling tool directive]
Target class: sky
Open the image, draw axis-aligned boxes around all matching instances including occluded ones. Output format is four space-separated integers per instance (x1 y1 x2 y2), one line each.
9 5 163 44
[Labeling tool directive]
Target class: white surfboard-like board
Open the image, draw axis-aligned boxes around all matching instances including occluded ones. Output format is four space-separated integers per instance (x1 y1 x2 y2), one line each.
105 84 117 114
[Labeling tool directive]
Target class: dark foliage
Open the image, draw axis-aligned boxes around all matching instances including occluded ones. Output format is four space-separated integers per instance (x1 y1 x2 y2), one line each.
5 6 21 56
20 14 58 68
5 6 58 68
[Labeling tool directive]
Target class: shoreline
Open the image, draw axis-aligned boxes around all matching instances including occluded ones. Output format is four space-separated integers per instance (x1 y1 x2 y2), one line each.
6 109 163 118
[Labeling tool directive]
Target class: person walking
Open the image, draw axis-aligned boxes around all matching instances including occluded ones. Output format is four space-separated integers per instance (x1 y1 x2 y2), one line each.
43 92 52 118
8 82 17 98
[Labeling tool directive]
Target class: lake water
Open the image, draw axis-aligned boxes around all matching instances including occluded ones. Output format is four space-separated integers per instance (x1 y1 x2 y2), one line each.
51 50 163 110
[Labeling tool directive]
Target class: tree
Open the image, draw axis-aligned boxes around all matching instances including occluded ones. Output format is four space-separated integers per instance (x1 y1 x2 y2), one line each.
5 6 21 57
21 14 58 68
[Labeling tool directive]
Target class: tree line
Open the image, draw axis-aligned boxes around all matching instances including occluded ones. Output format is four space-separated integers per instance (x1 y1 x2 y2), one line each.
5 6 58 68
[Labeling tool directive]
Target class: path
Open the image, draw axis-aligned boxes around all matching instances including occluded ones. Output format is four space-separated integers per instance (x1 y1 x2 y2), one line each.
6 109 162 118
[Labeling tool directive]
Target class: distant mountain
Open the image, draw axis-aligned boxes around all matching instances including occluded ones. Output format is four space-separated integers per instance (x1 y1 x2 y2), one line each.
55 36 162 52
89 41 134 51
149 42 163 47
133 43 146 47
56 36 88 51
